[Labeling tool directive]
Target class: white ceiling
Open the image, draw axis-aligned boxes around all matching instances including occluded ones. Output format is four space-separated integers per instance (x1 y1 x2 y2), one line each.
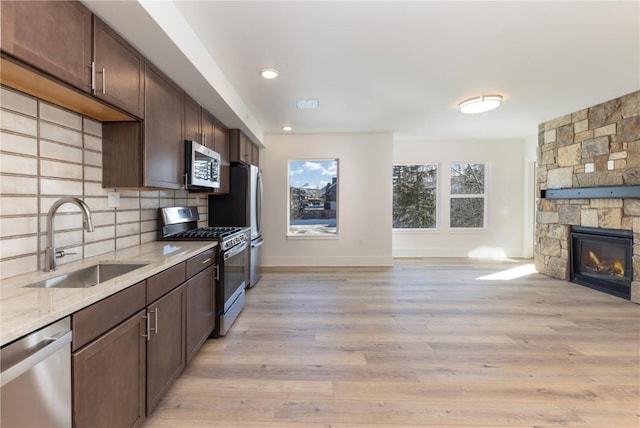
85 1 639 144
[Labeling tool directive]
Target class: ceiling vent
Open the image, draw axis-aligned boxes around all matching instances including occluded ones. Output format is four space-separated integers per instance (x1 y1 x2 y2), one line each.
296 99 319 110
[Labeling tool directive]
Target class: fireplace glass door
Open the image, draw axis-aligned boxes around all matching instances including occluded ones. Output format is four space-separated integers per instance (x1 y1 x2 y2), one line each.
570 226 632 299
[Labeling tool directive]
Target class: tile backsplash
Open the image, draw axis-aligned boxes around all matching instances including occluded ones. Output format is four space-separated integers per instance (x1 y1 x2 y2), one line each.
0 87 208 279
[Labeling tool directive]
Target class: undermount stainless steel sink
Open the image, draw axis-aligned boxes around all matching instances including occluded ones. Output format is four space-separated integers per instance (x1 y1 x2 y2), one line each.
25 263 149 289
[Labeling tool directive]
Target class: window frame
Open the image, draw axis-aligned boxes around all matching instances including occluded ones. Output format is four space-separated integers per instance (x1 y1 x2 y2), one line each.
392 163 439 230
286 158 339 239
449 162 488 230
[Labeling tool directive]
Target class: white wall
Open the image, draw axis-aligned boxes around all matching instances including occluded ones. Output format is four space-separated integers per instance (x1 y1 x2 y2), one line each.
261 133 393 266
522 134 539 258
393 139 526 258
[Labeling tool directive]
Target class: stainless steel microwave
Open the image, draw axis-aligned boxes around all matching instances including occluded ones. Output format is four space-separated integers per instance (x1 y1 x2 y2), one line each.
185 140 221 189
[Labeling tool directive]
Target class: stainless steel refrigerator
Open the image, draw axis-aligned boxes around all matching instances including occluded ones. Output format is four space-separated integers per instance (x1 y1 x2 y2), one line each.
209 164 263 287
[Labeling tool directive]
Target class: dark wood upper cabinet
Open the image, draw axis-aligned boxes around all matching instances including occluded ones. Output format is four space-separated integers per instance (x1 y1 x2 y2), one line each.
201 109 216 150
213 118 231 194
251 142 260 166
1 2 144 119
214 120 230 163
103 64 184 189
93 16 145 118
183 94 202 144
2 0 238 191
229 129 259 166
229 129 246 164
144 63 184 188
0 0 92 92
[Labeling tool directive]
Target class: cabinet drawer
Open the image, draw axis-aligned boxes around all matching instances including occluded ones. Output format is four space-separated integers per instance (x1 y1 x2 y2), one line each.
146 262 186 304
72 280 146 351
186 248 216 279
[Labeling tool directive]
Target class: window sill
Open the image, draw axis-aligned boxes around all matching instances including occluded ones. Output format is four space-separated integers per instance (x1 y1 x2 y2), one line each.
286 234 339 240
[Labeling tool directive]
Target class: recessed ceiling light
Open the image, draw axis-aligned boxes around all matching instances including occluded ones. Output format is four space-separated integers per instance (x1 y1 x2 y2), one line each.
296 99 319 110
282 125 292 132
458 95 502 114
260 68 279 79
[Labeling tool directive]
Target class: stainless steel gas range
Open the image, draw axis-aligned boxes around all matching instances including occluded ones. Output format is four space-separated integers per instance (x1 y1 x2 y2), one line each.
159 206 249 337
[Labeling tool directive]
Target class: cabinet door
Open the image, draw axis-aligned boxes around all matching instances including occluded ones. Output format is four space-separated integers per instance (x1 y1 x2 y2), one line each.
251 142 260 166
184 95 201 144
201 110 216 150
239 133 251 164
229 129 252 165
146 284 186 413
93 16 145 118
73 310 146 428
0 0 92 92
144 63 184 189
186 265 216 364
214 120 231 194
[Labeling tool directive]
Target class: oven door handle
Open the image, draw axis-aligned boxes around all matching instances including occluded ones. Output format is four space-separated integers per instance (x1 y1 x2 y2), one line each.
224 241 249 260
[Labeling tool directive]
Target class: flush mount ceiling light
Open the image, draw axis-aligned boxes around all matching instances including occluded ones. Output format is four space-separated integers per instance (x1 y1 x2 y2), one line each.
282 125 292 132
458 95 502 114
260 68 279 79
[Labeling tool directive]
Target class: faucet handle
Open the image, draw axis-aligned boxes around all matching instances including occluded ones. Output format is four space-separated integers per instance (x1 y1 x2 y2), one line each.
55 250 77 259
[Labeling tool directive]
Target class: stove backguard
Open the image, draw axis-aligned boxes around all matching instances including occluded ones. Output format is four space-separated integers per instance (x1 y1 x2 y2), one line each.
570 226 633 299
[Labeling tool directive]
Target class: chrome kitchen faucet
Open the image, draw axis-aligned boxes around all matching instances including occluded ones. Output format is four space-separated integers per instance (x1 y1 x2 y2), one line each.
44 198 94 271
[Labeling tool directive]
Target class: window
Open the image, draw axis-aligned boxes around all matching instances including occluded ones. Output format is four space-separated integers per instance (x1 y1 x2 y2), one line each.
450 163 486 228
392 164 438 229
288 159 338 236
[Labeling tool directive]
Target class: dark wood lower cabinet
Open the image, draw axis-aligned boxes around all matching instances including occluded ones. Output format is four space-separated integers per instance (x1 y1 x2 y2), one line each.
186 265 216 364
71 251 213 424
73 310 146 428
146 283 187 414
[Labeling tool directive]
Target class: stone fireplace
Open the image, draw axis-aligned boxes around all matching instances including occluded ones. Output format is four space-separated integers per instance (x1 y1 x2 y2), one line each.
535 90 640 303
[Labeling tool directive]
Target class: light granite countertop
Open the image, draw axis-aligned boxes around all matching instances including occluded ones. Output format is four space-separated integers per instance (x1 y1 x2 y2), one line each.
0 241 217 347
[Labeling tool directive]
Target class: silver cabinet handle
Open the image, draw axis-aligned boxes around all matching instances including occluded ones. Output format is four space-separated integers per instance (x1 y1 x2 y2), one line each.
215 265 220 281
200 258 212 264
142 314 151 341
1 330 72 387
150 308 159 335
96 68 106 94
89 61 96 92
144 308 159 338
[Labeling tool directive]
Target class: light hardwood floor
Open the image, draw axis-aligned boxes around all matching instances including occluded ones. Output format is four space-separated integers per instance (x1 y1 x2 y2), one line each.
144 258 640 428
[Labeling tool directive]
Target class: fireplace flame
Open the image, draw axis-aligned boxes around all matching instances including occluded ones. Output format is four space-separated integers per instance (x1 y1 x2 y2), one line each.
612 260 624 277
588 251 603 269
586 250 625 278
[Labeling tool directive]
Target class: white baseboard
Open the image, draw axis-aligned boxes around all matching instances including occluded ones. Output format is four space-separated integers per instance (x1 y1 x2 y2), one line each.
262 255 393 267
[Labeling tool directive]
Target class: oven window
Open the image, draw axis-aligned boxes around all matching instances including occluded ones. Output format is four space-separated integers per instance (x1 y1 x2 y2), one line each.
223 246 248 311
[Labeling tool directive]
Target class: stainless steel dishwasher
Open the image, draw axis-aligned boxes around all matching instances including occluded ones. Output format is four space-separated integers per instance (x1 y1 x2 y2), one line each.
1 317 72 427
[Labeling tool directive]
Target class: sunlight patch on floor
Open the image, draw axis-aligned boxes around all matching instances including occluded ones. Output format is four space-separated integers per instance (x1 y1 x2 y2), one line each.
476 263 537 280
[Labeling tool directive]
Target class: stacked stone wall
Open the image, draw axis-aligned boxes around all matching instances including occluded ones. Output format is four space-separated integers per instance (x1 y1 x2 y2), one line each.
535 90 640 303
